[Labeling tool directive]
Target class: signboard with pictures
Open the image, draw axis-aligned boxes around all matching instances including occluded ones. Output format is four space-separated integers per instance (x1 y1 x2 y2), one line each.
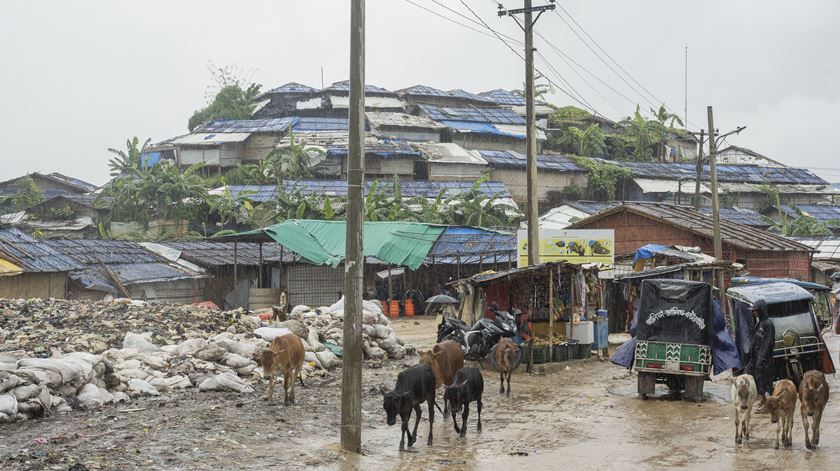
517 228 614 267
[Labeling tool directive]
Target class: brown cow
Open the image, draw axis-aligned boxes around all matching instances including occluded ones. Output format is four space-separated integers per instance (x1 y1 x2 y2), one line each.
419 340 464 414
799 370 830 449
495 338 519 396
766 379 797 449
262 334 305 406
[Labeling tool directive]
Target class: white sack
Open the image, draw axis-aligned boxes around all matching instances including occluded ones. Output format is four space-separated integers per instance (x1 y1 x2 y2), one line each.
254 327 292 342
198 372 255 394
123 332 158 353
76 383 114 410
128 378 160 396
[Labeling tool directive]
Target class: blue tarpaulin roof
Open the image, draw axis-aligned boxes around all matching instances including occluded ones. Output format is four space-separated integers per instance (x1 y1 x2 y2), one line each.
416 104 525 125
264 82 319 95
699 207 771 228
427 227 515 264
447 89 493 103
323 80 395 96
632 244 671 265
398 84 450 97
293 117 348 132
225 180 512 202
776 205 840 227
438 120 523 139
327 141 420 159
197 117 298 134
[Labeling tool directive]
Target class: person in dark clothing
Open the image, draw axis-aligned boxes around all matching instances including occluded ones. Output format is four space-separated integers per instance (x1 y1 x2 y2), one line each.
743 299 775 411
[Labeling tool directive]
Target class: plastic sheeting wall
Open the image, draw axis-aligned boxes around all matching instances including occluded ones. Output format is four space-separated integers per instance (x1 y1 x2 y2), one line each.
287 264 343 307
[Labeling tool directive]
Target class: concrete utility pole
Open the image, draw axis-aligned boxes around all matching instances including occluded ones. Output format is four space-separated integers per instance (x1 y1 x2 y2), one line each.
694 129 704 210
341 0 365 454
499 0 555 266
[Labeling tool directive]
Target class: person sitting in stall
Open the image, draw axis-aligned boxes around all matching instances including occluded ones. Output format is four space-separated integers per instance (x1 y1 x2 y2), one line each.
514 309 532 346
743 299 775 412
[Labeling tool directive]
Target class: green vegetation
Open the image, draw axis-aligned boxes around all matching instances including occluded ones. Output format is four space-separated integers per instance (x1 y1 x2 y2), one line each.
764 205 840 236
188 65 262 131
108 137 151 177
0 176 46 212
573 158 633 201
48 205 75 221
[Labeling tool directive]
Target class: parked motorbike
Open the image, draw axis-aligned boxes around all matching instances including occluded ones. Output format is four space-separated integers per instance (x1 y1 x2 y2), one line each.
436 304 518 360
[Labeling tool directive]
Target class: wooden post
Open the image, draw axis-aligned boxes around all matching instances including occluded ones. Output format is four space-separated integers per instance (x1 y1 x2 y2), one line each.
548 266 554 362
258 242 263 289
233 241 238 294
456 253 462 280
569 270 575 343
387 265 393 301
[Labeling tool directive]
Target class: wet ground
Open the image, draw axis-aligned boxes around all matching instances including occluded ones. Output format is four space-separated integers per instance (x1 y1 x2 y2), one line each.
1 318 839 470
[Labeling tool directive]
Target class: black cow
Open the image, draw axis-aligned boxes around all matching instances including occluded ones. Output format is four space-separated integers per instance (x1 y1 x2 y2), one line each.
380 364 438 451
443 366 484 438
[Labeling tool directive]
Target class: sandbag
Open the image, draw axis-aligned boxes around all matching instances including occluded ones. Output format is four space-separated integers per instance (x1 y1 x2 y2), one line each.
112 391 130 403
376 335 398 352
330 309 344 320
307 329 324 352
290 305 311 317
329 297 345 313
10 384 41 402
254 327 292 342
123 332 158 353
128 378 160 396
314 350 336 369
214 339 257 359
361 324 375 337
17 358 88 388
373 325 391 339
222 353 252 369
116 368 151 382
363 299 383 316
362 343 386 360
76 383 114 410
148 375 192 391
386 344 406 360
0 372 23 394
194 344 227 363
0 393 18 422
172 338 207 357
198 372 254 394
236 364 256 377
275 320 309 339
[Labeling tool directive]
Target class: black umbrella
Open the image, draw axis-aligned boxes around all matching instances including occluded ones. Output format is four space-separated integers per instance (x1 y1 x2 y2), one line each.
425 294 458 304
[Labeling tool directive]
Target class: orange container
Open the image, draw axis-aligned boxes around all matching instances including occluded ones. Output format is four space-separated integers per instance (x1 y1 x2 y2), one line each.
404 299 415 318
389 300 400 318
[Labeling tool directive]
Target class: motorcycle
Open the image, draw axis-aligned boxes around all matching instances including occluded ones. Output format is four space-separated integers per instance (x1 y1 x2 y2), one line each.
437 304 518 360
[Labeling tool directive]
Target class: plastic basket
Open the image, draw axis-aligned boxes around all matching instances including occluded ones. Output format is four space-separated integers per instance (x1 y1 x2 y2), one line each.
552 344 570 362
522 345 550 364
576 343 592 359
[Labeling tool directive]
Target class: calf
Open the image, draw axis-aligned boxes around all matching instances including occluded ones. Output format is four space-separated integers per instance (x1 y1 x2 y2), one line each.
766 379 797 449
419 340 464 414
799 370 829 449
381 364 437 451
444 366 484 438
262 334 304 406
495 338 520 396
730 374 757 444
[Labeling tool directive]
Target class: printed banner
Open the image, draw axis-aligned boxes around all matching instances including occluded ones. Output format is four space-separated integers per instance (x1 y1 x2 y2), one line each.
517 229 614 267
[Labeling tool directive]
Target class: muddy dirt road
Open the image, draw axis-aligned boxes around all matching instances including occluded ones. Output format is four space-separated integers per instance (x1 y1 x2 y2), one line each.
2 318 838 470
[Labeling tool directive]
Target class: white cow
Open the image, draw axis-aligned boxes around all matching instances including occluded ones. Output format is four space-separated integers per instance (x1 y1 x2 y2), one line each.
730 374 757 444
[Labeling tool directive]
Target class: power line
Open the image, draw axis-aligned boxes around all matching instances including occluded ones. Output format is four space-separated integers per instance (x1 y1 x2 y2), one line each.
457 0 603 116
426 0 523 46
402 0 512 43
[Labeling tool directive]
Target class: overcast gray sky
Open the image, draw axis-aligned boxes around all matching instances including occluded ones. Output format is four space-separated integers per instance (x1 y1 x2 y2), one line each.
1 0 838 185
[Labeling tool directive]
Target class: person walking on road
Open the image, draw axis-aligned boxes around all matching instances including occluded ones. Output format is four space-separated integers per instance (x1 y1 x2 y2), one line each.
744 299 775 412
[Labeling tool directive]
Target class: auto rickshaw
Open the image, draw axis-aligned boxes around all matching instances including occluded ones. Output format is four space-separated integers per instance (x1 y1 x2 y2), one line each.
634 279 714 402
730 276 835 329
727 281 835 386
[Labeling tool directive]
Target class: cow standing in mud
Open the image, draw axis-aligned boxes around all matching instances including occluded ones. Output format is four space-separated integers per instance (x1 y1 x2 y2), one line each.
419 340 464 414
262 334 305 406
730 374 757 444
799 370 829 450
495 338 519 396
766 379 797 449
444 366 484 438
381 364 438 451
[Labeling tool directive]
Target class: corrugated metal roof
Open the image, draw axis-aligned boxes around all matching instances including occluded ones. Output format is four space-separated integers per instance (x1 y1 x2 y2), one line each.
0 173 97 198
412 143 487 165
170 133 251 145
293 117 348 132
0 227 85 273
698 207 771 228
366 112 445 130
397 84 450 97
327 141 421 159
447 89 493 103
788 236 840 260
567 201 619 214
416 104 525 125
263 82 319 95
323 80 396 96
196 117 298 134
428 227 515 264
568 202 813 252
223 180 511 202
328 95 405 110
478 89 526 106
45 173 99 193
478 150 585 172
777 204 840 227
633 177 711 194
157 241 297 267
586 157 828 185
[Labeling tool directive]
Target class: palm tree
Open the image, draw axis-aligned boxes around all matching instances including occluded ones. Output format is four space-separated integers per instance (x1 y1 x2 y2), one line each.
108 137 151 177
619 105 667 161
562 123 606 157
650 104 684 129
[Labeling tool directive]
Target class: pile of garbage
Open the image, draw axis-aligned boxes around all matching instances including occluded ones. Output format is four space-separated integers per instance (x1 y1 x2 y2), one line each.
266 298 413 362
0 298 256 357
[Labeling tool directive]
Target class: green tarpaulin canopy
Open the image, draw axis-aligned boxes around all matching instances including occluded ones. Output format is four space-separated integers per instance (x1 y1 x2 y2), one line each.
246 220 445 270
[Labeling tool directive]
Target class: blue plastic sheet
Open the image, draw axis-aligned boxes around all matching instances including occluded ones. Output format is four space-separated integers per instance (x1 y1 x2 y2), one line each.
632 243 670 265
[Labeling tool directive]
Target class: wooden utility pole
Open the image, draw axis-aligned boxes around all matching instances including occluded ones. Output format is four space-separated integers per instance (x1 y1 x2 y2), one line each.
341 0 365 454
694 129 704 210
499 0 555 266
707 107 721 262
